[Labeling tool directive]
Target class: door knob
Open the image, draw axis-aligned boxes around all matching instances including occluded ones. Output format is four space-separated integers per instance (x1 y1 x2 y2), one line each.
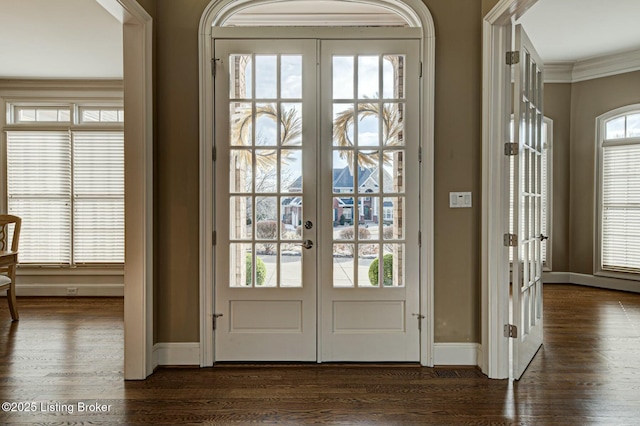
301 240 313 249
539 234 549 241
304 220 313 229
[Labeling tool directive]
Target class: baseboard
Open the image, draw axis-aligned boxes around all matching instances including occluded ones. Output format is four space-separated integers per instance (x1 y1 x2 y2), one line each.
544 272 640 294
433 343 480 366
14 284 124 297
153 343 200 367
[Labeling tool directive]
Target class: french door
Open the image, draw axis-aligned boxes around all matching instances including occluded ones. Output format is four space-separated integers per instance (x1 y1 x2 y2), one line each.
511 24 544 379
213 36 420 362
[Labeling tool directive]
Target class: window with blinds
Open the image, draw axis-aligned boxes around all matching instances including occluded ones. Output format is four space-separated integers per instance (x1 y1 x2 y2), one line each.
599 111 640 275
4 105 124 266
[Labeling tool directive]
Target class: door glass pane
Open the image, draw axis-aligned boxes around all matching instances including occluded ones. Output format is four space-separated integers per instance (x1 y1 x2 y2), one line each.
229 149 252 193
281 103 302 146
281 196 301 239
383 55 405 99
255 55 277 99
383 103 404 146
230 103 252 146
281 149 301 191
256 243 277 287
333 56 354 99
255 150 277 193
357 110 379 147
333 244 354 287
281 55 302 99
230 243 252 287
256 104 277 146
334 197 354 235
383 197 404 239
229 54 252 98
358 56 379 99
382 243 404 287
383 150 405 193
333 151 354 193
359 244 378 287
333 103 354 147
280 249 302 287
230 196 252 240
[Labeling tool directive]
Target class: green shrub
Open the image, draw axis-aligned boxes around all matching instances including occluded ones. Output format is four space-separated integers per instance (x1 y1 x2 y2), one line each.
368 253 394 286
246 253 267 286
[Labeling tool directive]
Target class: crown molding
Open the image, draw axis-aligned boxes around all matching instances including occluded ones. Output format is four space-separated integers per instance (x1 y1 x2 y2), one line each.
545 49 640 84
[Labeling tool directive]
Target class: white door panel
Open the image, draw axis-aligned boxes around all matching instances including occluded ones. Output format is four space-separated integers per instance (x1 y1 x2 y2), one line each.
511 24 544 380
214 39 318 361
319 39 421 362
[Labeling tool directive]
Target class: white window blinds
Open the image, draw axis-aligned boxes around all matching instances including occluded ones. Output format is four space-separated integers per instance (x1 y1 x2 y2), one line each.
7 131 72 264
6 130 124 265
73 132 124 264
601 141 640 274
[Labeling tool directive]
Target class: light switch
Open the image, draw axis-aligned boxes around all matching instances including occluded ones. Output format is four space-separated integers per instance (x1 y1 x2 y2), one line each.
449 192 472 208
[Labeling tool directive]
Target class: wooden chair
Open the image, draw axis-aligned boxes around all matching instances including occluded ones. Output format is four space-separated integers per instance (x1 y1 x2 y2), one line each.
0 215 21 320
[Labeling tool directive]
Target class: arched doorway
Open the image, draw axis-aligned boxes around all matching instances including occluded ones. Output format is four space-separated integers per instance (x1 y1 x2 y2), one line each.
198 0 435 366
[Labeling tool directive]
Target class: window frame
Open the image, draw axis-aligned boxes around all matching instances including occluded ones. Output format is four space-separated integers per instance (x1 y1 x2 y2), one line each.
595 104 640 280
2 92 124 270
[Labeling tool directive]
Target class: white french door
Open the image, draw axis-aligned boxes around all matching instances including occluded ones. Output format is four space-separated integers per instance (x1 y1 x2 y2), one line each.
213 36 420 362
319 40 420 361
511 24 544 380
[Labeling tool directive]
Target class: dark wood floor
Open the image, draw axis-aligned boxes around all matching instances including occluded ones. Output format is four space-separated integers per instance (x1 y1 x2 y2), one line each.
0 284 639 425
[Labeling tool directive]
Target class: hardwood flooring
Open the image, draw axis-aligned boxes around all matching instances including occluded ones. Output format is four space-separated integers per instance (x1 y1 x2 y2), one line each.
0 284 639 425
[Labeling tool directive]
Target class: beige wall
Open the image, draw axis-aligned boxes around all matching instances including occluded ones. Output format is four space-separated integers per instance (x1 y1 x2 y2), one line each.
151 0 486 344
424 0 483 343
544 84 571 271
569 71 640 274
155 0 210 343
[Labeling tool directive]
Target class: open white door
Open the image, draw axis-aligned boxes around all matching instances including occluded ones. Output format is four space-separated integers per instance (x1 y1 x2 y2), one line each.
511 24 544 380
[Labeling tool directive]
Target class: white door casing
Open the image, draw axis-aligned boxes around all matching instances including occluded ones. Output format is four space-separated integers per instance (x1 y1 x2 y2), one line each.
199 0 436 368
511 24 544 380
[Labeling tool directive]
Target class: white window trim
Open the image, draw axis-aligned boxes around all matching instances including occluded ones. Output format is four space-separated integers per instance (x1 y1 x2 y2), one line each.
595 103 640 281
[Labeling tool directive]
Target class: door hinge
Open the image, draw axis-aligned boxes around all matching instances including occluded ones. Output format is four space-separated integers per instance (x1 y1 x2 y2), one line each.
503 233 517 247
212 146 217 162
418 147 423 163
213 230 217 246
412 313 425 331
213 313 223 330
504 142 518 156
506 51 520 65
212 58 221 77
504 323 518 338
419 61 423 78
418 231 422 247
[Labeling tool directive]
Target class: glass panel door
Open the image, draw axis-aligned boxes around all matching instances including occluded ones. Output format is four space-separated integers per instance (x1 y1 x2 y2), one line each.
214 39 317 361
320 39 420 362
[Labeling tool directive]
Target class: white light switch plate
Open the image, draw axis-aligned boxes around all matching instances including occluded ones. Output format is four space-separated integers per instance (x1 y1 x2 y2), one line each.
449 192 472 208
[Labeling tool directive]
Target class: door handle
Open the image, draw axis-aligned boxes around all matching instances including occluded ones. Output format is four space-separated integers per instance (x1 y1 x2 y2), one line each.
299 240 313 249
539 234 549 241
